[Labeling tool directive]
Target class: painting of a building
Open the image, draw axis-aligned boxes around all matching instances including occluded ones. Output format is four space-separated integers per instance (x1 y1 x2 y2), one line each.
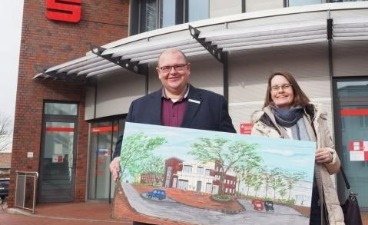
163 157 236 195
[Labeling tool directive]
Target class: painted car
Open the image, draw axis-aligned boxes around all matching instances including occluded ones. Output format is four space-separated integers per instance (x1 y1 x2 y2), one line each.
264 200 274 212
147 189 166 200
251 199 264 211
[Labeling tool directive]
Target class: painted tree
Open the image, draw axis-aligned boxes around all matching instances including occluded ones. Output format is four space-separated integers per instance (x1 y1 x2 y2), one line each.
269 167 284 199
244 169 263 196
233 154 262 195
284 171 306 200
278 186 288 201
232 162 247 195
119 132 166 181
129 155 165 184
261 167 272 199
189 137 260 195
251 173 263 197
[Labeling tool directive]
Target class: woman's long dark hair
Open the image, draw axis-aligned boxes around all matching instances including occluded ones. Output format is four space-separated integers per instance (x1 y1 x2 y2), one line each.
263 71 310 108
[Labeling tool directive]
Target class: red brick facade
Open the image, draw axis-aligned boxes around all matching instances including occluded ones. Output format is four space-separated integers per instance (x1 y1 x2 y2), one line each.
9 0 130 207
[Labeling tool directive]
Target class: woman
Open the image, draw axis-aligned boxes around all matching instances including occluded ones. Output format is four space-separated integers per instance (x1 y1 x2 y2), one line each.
251 72 344 225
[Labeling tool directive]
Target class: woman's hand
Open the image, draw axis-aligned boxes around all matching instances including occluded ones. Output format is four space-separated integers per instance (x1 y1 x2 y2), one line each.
315 148 333 164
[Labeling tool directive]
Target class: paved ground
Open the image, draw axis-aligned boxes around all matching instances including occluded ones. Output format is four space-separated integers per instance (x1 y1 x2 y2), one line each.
0 201 133 225
1 200 368 225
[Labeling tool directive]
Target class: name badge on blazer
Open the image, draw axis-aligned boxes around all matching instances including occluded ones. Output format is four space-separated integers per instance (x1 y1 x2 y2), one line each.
188 98 200 104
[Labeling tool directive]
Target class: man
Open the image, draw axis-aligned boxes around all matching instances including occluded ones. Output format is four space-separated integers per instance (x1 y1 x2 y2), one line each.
110 48 236 180
110 49 235 224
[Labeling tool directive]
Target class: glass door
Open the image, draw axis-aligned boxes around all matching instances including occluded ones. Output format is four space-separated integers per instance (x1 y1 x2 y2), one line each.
335 79 368 209
88 119 122 201
38 102 78 203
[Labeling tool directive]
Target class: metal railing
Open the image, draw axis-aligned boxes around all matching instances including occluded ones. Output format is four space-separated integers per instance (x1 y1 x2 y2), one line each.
15 171 38 213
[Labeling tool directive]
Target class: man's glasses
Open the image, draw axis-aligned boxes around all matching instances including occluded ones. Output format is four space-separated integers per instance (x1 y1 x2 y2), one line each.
271 83 292 91
158 64 188 74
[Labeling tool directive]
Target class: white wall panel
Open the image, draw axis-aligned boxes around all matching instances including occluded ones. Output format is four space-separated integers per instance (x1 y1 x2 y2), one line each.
210 0 242 18
333 41 368 77
246 0 283 12
85 86 96 120
188 56 224 94
92 70 146 119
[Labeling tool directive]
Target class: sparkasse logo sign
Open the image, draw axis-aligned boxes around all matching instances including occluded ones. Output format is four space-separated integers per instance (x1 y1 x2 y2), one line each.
45 0 82 23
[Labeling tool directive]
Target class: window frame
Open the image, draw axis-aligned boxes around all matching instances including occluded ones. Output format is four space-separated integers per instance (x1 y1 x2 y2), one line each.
130 0 209 35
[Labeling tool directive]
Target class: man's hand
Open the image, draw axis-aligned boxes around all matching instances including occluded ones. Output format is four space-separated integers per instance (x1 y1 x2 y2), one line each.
110 157 120 182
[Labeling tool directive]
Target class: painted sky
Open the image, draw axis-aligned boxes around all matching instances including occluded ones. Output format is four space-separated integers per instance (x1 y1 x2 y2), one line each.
121 122 316 181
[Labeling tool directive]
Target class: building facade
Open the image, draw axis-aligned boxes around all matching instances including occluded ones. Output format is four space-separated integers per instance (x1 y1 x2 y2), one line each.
10 0 368 212
164 158 237 195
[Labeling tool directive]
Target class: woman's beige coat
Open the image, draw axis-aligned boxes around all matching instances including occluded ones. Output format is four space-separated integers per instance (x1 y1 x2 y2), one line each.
251 103 345 225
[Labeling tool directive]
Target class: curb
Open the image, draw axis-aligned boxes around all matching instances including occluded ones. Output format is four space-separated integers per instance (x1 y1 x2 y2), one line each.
5 207 33 216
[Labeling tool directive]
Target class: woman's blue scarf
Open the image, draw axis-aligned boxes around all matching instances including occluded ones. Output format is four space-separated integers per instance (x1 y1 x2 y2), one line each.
271 104 304 128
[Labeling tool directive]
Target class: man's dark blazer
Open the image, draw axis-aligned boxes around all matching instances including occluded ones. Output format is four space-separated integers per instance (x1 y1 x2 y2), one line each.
113 85 236 158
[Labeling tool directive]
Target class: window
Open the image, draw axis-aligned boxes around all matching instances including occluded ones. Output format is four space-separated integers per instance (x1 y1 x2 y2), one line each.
178 179 188 190
286 0 366 7
39 102 78 203
197 166 204 174
161 0 176 27
183 165 192 173
187 0 209 22
335 79 368 208
131 0 209 34
329 0 367 2
44 102 77 115
286 0 322 7
88 118 124 200
205 169 211 176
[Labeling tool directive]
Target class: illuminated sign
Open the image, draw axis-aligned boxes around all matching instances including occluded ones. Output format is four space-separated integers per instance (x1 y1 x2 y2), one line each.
45 0 82 23
240 123 253 135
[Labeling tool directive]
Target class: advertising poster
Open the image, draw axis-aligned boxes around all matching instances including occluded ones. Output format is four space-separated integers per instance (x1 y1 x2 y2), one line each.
117 122 316 225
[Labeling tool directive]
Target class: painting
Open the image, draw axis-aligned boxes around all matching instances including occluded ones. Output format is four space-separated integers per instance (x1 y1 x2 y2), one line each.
117 122 316 225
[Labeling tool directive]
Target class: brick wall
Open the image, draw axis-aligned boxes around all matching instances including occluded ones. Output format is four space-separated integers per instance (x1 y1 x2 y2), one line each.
9 0 129 207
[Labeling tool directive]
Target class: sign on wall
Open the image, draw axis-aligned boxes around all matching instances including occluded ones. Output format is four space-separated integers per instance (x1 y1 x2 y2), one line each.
116 122 316 225
349 140 368 161
45 0 82 23
240 123 253 134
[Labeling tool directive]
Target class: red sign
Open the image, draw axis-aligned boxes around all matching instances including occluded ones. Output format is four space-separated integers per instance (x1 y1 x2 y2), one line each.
348 140 368 161
92 126 118 133
46 127 74 132
341 108 368 116
52 155 64 163
240 123 253 135
46 0 82 23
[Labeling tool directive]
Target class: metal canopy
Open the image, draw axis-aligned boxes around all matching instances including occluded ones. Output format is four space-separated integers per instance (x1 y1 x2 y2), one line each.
33 4 368 82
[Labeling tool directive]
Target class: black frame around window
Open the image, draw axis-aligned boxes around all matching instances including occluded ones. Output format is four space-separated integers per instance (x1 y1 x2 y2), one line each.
130 0 209 35
38 101 79 203
284 0 366 7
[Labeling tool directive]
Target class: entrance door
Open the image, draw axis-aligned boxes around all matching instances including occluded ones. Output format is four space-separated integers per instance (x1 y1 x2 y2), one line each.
88 120 121 201
38 102 78 203
196 180 202 192
335 79 368 208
